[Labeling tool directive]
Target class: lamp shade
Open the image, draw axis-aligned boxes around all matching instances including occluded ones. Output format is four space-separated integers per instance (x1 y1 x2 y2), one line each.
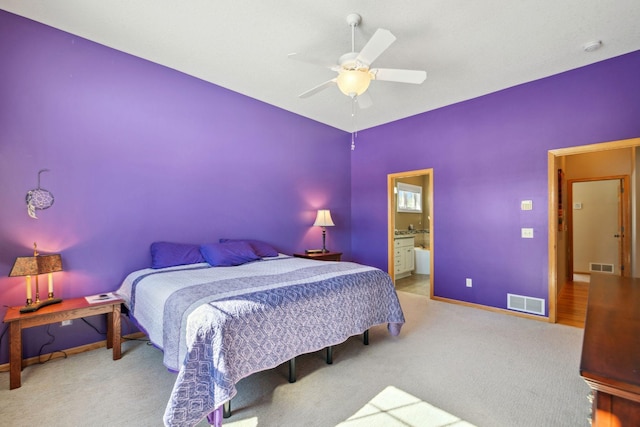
336 70 371 97
313 210 335 227
9 254 62 277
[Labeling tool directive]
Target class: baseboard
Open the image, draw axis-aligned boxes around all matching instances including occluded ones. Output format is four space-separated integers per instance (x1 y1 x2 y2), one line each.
0 332 146 373
431 296 550 322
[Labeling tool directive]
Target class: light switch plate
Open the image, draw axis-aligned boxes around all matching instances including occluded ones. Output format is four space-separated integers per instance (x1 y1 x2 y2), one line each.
521 228 534 238
521 200 533 211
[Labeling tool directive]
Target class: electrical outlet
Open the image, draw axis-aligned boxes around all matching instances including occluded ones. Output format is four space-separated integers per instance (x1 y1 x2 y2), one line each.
466 278 472 287
61 320 72 327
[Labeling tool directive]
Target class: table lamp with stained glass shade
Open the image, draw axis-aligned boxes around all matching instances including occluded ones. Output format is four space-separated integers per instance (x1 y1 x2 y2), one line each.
9 243 63 313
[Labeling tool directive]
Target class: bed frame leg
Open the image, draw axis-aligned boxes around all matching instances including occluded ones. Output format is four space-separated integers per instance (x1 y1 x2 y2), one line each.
364 329 369 345
223 401 231 418
288 357 296 383
326 346 333 364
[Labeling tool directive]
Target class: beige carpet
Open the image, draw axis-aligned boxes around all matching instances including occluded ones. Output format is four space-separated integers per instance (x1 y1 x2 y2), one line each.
0 291 591 426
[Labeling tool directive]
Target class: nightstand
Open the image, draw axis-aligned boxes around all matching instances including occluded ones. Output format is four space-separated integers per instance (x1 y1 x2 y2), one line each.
3 296 123 389
293 251 342 262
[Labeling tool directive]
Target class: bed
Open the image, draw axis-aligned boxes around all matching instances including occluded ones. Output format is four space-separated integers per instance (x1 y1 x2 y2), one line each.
116 241 405 427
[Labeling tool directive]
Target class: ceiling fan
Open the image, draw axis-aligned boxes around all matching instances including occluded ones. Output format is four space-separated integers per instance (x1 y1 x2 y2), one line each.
289 13 427 108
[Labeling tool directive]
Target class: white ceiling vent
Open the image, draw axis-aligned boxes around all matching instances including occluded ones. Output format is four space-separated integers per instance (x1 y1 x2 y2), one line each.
507 293 545 316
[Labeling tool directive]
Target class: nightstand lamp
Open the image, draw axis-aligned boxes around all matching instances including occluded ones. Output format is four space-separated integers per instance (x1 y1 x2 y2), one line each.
9 243 63 313
313 209 335 253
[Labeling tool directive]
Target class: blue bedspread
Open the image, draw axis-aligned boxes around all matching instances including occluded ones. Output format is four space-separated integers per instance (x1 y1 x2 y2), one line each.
117 255 405 427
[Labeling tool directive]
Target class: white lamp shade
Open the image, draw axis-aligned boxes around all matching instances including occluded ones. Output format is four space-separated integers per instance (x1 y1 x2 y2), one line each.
336 70 371 96
313 210 335 227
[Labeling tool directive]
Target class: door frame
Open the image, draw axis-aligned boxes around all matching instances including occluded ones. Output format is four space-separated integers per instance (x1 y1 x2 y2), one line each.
566 176 630 277
548 137 639 323
387 168 434 297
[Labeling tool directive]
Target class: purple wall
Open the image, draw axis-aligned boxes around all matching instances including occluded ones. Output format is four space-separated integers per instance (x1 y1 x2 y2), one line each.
351 50 640 309
2 9 639 366
0 12 350 363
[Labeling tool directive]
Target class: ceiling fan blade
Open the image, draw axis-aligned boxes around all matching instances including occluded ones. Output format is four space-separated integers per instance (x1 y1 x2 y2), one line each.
288 53 339 71
356 91 373 109
372 68 427 84
298 78 337 98
355 29 396 67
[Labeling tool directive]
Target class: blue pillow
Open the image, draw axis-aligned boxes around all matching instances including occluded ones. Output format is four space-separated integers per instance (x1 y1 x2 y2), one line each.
219 239 279 258
150 242 205 269
200 241 261 267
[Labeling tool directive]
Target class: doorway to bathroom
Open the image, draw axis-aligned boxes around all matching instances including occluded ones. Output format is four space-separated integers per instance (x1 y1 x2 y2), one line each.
387 168 433 298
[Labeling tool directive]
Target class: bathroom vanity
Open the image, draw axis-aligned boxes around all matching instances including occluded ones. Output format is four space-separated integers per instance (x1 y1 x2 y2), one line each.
394 236 415 278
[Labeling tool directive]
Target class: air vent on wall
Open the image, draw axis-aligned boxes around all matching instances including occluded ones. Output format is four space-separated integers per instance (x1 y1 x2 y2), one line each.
589 263 614 274
507 293 545 316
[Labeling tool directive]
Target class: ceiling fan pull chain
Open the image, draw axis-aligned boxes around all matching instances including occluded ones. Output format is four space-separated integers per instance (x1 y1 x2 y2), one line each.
351 98 358 150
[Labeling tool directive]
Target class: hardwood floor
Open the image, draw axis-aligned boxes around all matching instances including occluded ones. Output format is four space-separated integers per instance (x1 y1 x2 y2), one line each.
556 274 589 328
396 272 589 329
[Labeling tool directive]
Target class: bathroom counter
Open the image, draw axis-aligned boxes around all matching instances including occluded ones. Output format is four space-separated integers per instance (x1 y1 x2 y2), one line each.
395 229 429 236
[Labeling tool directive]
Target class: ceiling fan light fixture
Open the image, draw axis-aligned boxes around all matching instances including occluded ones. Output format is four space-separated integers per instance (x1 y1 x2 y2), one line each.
337 70 371 97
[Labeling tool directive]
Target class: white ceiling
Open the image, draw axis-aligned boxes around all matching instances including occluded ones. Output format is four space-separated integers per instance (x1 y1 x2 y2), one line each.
1 1 639 132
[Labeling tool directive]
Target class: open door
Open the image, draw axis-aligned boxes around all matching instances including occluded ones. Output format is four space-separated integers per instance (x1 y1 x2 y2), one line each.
568 178 629 277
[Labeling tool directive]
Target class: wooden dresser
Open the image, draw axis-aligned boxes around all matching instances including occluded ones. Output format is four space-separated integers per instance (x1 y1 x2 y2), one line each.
580 274 640 426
